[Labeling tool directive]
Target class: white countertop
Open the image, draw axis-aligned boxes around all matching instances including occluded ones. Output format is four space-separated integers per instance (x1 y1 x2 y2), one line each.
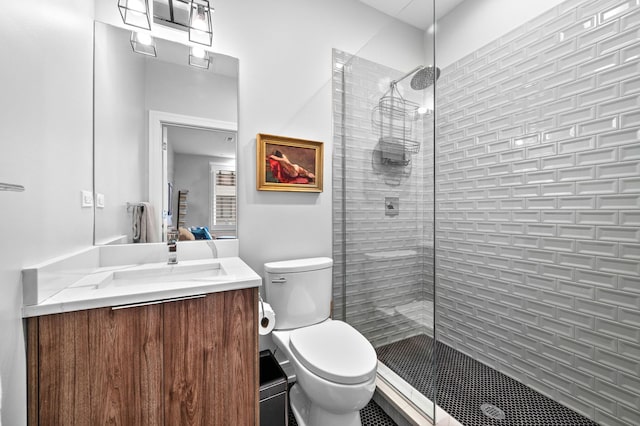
23 256 261 317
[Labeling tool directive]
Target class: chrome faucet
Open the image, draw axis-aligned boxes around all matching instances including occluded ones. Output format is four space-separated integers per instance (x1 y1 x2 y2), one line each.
167 233 178 265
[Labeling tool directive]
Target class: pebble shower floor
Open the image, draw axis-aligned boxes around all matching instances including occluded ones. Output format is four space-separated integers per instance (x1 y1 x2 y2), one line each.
377 334 599 426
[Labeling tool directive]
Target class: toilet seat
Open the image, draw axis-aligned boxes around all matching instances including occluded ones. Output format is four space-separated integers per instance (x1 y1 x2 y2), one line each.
289 321 377 385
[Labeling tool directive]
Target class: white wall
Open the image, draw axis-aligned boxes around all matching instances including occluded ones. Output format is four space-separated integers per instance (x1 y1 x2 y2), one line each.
214 0 427 275
94 22 147 244
434 0 567 67
0 0 95 424
173 153 216 230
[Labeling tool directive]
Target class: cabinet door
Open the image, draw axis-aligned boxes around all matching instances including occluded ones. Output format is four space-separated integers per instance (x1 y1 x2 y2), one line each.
164 288 257 426
30 305 163 426
89 305 163 425
35 310 91 426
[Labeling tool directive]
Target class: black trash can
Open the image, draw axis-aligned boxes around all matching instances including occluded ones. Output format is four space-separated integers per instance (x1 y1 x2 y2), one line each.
259 350 288 426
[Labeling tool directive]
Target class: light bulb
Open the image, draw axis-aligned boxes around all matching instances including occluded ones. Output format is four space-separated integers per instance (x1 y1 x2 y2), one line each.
417 106 429 115
191 46 206 59
135 32 152 46
192 6 209 31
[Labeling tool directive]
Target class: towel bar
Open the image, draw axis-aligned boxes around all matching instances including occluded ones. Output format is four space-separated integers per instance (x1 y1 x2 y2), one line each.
0 182 25 192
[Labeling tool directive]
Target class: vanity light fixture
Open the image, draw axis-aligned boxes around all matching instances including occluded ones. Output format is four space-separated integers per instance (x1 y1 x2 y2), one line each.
189 0 213 46
189 46 210 69
118 0 151 30
130 31 157 57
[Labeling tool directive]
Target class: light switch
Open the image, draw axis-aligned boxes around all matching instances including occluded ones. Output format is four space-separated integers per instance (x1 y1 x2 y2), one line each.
81 190 94 208
96 193 105 208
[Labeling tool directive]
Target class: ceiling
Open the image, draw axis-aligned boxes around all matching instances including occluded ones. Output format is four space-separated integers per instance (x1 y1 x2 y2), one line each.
167 126 236 158
359 0 465 30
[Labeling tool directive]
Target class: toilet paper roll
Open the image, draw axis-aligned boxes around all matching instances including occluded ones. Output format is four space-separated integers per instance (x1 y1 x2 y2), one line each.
258 301 276 335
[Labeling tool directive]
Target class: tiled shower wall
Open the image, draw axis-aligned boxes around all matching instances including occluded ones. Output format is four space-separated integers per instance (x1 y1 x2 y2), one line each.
436 0 640 425
332 49 435 348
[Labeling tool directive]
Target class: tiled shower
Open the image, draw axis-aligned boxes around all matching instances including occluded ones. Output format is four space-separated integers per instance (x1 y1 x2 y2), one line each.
333 0 640 425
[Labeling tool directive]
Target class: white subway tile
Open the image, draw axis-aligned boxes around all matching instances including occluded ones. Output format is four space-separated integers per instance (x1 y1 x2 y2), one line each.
597 194 640 208
541 237 576 252
541 182 575 196
599 94 640 116
598 289 640 310
621 75 640 96
620 243 640 259
577 84 620 107
576 147 618 166
577 52 620 77
541 210 576 224
560 16 597 40
526 170 557 184
600 27 640 56
559 196 597 209
528 144 558 159
543 97 577 116
576 179 618 195
601 0 640 23
597 226 640 242
557 137 596 154
578 116 619 135
557 76 597 97
558 225 596 239
512 235 539 248
576 327 617 351
558 280 595 299
558 252 597 269
598 61 640 85
558 107 596 126
487 140 511 153
512 159 540 172
597 257 640 275
576 240 619 257
598 128 640 148
512 185 541 197
576 210 618 225
542 154 576 169
527 88 558 107
597 160 640 179
620 210 640 226
576 269 619 289
621 110 640 127
526 198 558 209
543 126 576 142
558 45 598 70
575 355 617 382
579 20 621 49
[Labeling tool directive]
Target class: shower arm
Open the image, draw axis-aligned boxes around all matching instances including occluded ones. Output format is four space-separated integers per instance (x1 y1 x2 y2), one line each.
389 65 423 89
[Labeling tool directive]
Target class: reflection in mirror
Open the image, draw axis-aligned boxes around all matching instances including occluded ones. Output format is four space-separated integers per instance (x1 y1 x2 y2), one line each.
165 125 236 240
93 21 238 245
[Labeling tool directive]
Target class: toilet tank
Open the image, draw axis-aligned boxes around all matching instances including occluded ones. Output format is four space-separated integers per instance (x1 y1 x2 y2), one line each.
264 257 333 330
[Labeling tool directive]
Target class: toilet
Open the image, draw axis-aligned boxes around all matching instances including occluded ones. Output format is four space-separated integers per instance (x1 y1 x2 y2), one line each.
264 257 377 426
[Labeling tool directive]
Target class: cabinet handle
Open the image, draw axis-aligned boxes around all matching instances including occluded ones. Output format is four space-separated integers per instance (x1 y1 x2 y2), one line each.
111 294 207 310
271 277 287 284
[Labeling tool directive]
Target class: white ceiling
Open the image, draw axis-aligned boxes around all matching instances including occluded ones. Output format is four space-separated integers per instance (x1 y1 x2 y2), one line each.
167 126 236 158
359 0 466 30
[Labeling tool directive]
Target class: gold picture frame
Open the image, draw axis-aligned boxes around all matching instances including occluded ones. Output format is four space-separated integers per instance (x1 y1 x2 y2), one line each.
256 133 323 192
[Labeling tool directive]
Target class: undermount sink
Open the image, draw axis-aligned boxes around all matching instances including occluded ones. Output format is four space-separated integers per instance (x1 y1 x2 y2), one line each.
97 262 230 288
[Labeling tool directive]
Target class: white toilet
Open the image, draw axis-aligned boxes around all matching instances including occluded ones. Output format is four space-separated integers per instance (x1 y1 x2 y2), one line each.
264 257 377 426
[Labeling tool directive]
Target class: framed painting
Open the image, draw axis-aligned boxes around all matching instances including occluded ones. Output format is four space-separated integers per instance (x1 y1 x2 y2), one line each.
256 133 323 192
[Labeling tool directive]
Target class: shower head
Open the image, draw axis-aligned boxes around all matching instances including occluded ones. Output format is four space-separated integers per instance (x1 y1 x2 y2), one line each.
410 66 441 90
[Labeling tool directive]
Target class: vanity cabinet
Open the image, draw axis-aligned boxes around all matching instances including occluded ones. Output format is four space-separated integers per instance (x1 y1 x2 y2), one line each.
27 287 258 426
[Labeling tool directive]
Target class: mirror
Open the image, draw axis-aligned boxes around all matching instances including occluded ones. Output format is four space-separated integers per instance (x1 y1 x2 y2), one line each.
93 21 238 244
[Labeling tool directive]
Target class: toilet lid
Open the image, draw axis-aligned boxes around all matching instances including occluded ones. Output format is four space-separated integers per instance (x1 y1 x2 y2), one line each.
289 321 377 385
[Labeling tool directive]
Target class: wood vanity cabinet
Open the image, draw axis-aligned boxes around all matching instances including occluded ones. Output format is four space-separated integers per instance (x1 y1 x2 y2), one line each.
27 287 258 426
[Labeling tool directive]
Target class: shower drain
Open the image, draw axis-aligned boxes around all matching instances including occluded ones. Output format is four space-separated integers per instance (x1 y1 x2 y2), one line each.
481 403 506 420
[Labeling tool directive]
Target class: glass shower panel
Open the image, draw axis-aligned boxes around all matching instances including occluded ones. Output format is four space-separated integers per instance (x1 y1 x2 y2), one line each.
332 0 437 416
